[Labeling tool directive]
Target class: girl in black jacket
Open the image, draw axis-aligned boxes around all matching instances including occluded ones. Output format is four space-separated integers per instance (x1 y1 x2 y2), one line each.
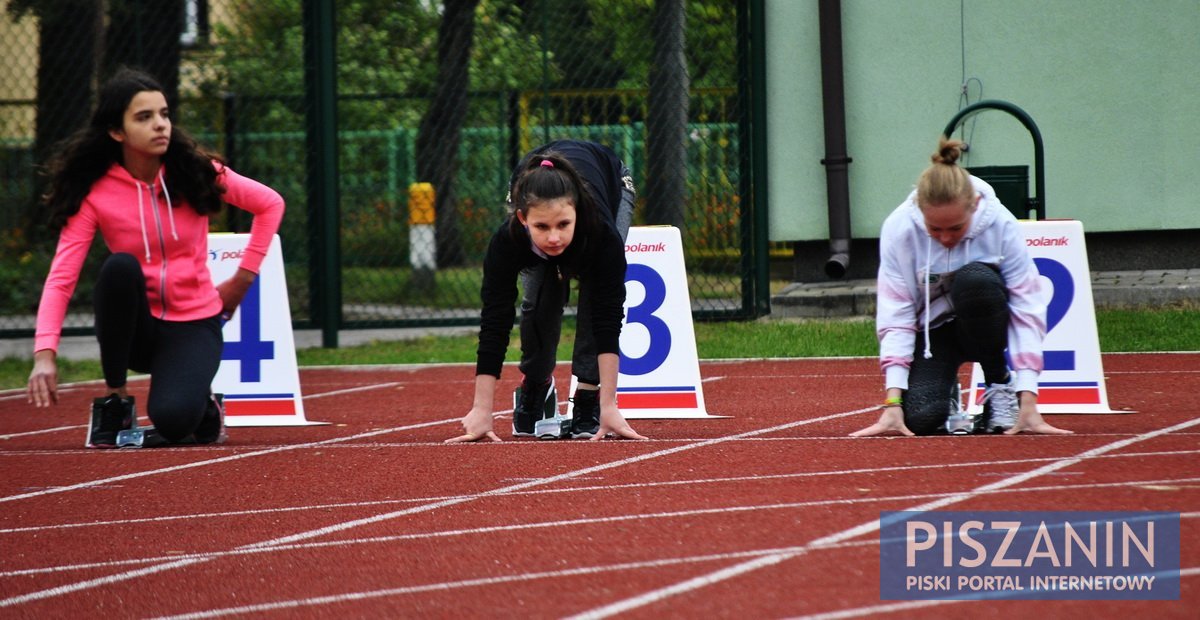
447 140 645 442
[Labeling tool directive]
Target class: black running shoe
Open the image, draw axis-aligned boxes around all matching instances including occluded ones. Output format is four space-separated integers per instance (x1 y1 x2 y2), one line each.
87 394 136 449
569 389 601 439
512 378 556 437
194 393 227 445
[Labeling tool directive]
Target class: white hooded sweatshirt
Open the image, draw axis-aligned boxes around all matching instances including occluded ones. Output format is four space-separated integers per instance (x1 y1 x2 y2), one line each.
875 176 1047 394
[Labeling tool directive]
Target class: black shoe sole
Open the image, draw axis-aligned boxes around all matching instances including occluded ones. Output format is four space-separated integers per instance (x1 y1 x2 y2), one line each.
86 434 119 449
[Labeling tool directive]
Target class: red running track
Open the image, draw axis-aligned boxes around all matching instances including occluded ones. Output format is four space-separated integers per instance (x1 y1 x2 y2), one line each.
0 353 1196 618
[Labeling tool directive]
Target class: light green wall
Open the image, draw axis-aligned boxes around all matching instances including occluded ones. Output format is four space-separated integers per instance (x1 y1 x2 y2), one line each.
766 0 1200 241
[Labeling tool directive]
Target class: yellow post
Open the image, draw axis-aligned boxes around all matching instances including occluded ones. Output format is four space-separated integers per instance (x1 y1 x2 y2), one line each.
407 183 436 292
408 182 436 226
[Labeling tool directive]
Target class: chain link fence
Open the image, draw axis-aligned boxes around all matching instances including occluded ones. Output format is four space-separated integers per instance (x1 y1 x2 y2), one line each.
0 0 766 341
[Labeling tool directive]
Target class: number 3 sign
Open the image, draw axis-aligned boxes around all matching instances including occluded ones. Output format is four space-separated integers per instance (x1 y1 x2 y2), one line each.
611 226 723 419
967 220 1123 414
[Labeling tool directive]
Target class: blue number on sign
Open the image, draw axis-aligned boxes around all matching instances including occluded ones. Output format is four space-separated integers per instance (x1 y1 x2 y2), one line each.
620 263 671 376
220 278 276 382
1033 257 1075 372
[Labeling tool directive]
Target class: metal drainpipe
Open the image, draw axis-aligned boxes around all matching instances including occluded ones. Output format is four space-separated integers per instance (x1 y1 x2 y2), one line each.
818 0 853 279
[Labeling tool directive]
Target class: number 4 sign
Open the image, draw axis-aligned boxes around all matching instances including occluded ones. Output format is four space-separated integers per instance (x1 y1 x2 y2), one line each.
207 234 323 426
604 226 725 419
967 220 1124 415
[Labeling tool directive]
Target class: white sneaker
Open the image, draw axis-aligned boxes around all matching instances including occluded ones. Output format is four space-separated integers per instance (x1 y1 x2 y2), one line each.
944 383 975 435
981 378 1019 433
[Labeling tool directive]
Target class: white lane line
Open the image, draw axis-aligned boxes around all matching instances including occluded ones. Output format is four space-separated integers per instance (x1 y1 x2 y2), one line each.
0 417 457 505
239 408 877 550
789 567 1200 620
5 448 1197 535
148 547 837 620
0 406 876 608
150 563 1200 619
7 432 1198 455
7 483 1195 579
0 425 89 440
301 382 402 399
566 415 1200 620
0 381 401 440
0 388 84 403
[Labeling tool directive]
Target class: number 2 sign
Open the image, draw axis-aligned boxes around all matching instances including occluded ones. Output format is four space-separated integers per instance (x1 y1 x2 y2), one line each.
967 220 1123 414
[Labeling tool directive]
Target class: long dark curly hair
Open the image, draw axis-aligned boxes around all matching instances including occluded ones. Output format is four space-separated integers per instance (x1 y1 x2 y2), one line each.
41 67 225 231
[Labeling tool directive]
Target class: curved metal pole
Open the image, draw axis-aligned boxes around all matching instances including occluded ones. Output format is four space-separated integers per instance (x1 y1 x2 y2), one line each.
943 100 1045 219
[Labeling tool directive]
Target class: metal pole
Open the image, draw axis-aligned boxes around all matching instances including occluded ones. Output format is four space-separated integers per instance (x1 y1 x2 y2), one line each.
221 92 243 232
303 0 341 347
750 0 770 316
943 100 1046 220
818 0 853 278
735 0 770 318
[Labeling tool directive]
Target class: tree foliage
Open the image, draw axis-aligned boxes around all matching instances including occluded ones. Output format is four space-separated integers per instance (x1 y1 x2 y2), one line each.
199 0 439 131
584 0 736 90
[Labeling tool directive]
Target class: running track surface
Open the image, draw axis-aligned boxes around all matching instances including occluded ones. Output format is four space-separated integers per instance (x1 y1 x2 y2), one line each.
0 353 1196 618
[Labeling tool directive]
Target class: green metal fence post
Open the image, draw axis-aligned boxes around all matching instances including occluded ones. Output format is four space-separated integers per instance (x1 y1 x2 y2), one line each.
739 0 770 318
303 0 341 348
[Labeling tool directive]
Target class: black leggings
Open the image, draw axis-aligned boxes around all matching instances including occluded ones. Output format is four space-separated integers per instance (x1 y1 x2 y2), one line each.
94 253 223 441
517 269 612 387
903 262 1011 435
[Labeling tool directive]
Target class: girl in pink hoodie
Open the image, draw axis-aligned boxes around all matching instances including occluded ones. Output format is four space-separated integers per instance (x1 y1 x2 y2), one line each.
26 68 284 447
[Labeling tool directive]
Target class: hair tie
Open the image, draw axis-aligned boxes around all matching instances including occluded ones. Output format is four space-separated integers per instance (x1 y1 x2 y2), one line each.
540 159 554 168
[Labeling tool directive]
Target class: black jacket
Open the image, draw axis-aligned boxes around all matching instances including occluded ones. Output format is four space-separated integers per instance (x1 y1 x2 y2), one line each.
476 141 629 378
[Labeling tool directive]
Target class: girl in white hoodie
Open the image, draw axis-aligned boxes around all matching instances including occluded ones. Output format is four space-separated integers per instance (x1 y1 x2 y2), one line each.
851 138 1070 437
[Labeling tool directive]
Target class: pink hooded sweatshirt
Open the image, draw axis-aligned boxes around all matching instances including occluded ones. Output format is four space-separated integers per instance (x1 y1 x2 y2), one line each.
34 162 285 353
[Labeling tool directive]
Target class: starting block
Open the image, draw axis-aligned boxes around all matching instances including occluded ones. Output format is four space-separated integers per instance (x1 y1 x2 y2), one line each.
116 427 163 448
514 377 571 439
534 413 571 440
113 394 227 448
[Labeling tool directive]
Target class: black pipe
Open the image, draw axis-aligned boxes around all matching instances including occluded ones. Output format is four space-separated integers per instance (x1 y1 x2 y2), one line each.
818 0 853 278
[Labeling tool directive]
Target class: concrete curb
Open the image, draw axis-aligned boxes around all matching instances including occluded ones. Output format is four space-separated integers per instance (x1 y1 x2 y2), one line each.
770 269 1200 319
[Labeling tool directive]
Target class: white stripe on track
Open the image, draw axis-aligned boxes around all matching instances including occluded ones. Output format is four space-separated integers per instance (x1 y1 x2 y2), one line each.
301 382 401 399
0 378 403 441
0 417 456 506
146 563 1200 619
790 566 1200 620
8 481 1197 579
4 448 1197 535
0 388 82 403
239 407 877 550
0 405 876 608
148 547 827 620
566 415 1200 620
6 432 1197 455
0 425 87 440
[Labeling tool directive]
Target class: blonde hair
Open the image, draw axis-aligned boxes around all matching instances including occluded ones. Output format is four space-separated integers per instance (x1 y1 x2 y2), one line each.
916 137 974 209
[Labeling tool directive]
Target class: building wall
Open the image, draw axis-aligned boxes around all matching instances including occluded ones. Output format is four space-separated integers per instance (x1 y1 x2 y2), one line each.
765 0 1200 244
